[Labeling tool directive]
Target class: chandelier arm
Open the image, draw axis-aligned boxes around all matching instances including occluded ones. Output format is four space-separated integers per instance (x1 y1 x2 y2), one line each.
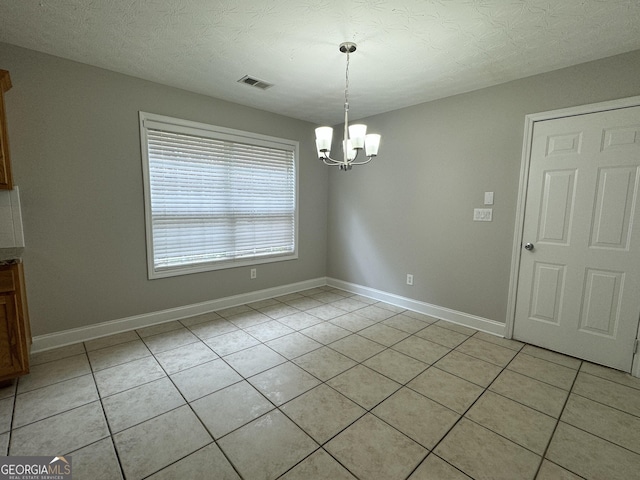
321 150 373 167
348 156 374 166
321 154 342 166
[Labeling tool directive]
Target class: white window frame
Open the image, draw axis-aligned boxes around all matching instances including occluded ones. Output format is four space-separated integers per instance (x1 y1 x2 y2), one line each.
139 112 299 279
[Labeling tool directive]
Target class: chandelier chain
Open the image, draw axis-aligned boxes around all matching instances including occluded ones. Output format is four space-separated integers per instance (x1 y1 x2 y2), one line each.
344 50 350 112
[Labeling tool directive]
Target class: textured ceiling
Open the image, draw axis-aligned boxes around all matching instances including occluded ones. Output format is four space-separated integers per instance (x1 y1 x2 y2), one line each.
1 0 639 126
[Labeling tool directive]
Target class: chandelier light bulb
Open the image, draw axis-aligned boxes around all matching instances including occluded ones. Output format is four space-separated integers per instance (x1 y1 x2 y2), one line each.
315 126 333 155
365 134 381 157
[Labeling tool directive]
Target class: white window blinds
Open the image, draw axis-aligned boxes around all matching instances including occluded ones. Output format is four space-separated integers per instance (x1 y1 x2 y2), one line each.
140 112 298 279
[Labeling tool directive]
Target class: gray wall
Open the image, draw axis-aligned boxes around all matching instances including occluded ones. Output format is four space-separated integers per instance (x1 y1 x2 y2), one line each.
327 49 640 323
3 40 640 337
0 43 328 336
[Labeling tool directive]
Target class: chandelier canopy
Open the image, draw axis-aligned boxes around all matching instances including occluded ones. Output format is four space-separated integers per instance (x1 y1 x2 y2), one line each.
315 42 381 171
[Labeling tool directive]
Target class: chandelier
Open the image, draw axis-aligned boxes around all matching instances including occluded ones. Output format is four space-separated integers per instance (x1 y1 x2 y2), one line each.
315 42 381 171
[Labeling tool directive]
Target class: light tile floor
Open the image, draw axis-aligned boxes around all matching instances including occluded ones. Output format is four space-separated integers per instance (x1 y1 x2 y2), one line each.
2 286 640 479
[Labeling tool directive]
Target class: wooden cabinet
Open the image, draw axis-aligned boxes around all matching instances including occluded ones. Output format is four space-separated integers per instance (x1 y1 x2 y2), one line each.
0 70 27 383
0 70 28 383
0 262 31 382
0 70 13 190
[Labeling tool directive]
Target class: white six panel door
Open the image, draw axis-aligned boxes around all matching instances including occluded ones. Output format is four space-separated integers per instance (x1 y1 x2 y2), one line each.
513 106 640 372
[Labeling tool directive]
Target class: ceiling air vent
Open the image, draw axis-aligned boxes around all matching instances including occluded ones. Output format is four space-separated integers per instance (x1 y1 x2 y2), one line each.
237 75 273 90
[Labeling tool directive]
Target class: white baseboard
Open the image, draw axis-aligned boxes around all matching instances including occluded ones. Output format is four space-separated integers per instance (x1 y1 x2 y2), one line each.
327 278 506 337
32 276 508 353
31 277 327 353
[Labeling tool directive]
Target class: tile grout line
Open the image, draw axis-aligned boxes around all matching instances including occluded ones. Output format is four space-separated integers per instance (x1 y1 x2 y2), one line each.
571 370 640 416
5 379 17 456
270 311 434 479
531 359 584 480
87 338 129 480
461 347 583 467
205 288 362 479
226 302 435 478
174 307 475 478
554 370 640 457
100 329 236 478
402 335 527 480
143 335 246 480
13 289 640 479
284 320 473 478
6 317 477 450
6 300 411 459
500 351 581 391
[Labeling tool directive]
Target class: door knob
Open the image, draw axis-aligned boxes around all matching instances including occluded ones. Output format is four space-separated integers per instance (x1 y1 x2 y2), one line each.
524 242 534 251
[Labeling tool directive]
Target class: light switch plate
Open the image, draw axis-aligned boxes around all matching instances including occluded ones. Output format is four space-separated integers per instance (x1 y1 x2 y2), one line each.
484 192 494 205
474 208 493 221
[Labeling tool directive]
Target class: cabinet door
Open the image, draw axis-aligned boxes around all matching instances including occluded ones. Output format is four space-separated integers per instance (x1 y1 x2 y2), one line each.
0 293 28 380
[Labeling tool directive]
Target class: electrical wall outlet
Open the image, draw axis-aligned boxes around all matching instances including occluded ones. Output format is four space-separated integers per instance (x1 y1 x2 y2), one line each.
250 268 257 279
473 208 493 221
406 274 414 286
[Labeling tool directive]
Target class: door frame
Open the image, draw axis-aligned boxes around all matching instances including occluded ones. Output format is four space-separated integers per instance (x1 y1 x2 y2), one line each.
505 95 640 377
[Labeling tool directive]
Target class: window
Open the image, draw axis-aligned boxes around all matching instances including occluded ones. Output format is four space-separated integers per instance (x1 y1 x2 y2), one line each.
139 112 298 279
